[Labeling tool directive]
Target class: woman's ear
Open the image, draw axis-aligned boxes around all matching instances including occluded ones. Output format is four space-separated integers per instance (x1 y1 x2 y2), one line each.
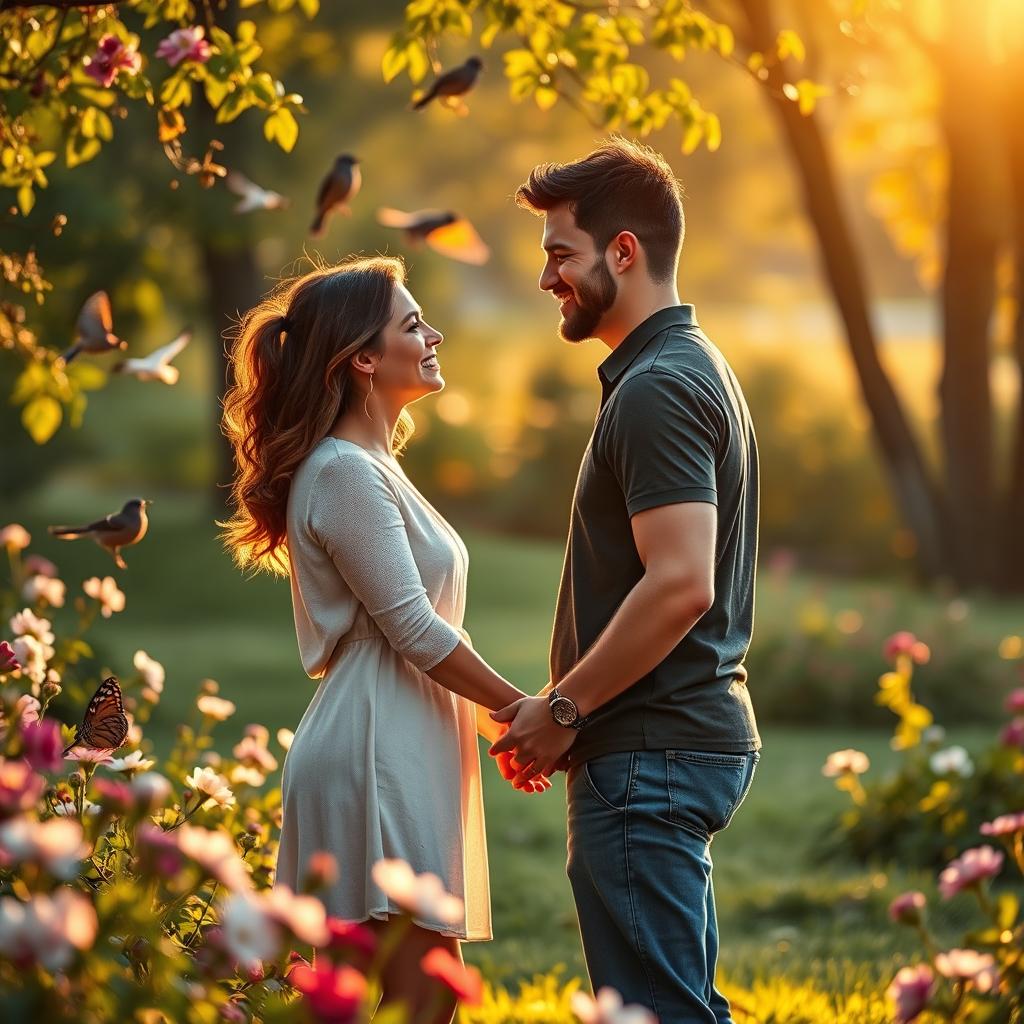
350 349 379 375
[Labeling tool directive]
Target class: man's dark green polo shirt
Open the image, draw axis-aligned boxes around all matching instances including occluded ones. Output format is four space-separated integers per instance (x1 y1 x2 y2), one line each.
552 305 761 764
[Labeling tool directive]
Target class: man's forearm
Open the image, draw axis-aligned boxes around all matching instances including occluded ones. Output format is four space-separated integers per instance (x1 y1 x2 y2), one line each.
557 574 711 717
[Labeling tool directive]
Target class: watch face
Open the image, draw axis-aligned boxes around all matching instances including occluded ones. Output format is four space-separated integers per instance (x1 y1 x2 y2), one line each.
550 697 578 727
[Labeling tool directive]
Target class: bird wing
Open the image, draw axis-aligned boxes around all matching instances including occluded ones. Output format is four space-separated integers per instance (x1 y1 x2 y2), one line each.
377 207 451 229
425 218 491 265
76 291 113 341
225 170 255 198
148 329 193 366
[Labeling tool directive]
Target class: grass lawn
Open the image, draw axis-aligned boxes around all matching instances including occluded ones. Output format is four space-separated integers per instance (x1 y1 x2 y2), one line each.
0 490 1006 988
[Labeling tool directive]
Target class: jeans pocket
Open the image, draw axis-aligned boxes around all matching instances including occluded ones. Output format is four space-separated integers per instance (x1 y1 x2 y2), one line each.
581 751 635 812
665 750 753 837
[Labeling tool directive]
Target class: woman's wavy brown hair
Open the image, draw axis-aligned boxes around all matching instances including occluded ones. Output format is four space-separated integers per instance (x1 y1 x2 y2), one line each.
219 254 413 577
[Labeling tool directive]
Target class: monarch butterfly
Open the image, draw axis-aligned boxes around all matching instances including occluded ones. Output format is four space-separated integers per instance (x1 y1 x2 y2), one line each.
62 676 129 756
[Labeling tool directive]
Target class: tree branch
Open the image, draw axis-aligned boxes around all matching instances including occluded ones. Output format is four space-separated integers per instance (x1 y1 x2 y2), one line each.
0 1 124 10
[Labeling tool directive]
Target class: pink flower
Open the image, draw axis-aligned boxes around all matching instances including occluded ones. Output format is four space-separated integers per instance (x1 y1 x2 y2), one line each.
65 747 115 766
83 34 142 88
233 734 278 773
938 846 1004 899
1005 689 1024 714
1001 717 1024 747
0 759 45 819
0 641 19 674
305 851 340 890
21 575 65 609
884 631 931 665
420 947 483 1005
371 859 463 925
980 812 1024 838
822 749 869 777
93 777 134 815
0 525 30 551
321 918 376 958
155 26 211 67
887 964 934 1023
20 720 63 774
22 555 57 578
0 817 89 879
288 961 367 1024
888 891 926 925
935 948 998 988
0 889 98 971
82 576 125 618
136 822 185 877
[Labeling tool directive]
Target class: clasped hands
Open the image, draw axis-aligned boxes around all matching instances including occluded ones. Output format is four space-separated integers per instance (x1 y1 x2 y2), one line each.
487 694 575 794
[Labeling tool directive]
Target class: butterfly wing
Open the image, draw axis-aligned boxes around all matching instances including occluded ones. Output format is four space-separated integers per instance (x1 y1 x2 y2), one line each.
66 676 129 753
425 218 491 265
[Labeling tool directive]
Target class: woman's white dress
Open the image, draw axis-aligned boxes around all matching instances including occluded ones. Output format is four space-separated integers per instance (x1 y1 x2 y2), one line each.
274 436 491 940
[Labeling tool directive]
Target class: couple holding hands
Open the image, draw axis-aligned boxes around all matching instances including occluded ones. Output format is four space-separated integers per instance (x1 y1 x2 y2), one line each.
222 138 761 1024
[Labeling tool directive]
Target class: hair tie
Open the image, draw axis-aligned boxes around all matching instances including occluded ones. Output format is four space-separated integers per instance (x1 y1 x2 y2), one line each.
278 315 293 334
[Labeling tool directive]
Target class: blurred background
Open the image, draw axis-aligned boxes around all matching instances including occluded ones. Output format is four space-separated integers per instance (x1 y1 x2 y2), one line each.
3 0 1023 991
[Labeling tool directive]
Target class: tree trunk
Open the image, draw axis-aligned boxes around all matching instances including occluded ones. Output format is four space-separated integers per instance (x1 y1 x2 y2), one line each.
1000 50 1024 592
736 0 950 583
935 0 1002 587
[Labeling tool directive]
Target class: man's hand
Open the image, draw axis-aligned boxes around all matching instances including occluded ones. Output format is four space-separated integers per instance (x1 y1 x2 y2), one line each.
492 723 552 793
488 696 576 786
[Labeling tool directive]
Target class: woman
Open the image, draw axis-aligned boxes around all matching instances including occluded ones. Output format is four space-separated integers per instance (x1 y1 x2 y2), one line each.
220 256 545 1022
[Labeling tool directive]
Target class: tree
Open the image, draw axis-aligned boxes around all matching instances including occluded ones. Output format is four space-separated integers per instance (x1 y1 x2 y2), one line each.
386 0 1023 593
0 0 316 449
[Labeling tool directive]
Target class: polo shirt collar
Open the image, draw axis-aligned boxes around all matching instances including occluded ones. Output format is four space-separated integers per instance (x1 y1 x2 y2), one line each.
597 304 698 394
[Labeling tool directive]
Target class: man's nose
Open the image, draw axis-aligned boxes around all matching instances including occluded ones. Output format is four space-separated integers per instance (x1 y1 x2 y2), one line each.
539 265 559 292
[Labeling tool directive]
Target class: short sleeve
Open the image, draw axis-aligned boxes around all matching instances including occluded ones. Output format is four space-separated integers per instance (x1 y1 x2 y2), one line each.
307 452 461 672
603 370 720 517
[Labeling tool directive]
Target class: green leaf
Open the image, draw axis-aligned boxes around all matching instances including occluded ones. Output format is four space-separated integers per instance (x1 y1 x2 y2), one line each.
17 183 35 215
534 86 559 111
381 43 408 84
997 892 1019 930
215 88 253 124
264 107 298 152
297 0 319 17
22 395 62 444
704 112 722 152
65 362 107 391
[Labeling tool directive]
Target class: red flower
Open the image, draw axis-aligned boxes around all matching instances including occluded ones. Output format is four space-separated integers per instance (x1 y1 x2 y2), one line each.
420 947 483 1005
289 962 367 1023
322 918 377 958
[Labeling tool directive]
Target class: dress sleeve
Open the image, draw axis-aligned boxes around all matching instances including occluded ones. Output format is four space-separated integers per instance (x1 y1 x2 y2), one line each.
603 369 721 517
307 451 462 672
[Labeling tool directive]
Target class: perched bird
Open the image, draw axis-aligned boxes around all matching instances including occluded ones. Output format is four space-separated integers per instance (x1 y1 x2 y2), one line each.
62 676 129 756
310 154 361 237
225 170 290 214
112 329 192 385
376 207 491 265
413 56 483 111
48 498 151 570
60 291 127 365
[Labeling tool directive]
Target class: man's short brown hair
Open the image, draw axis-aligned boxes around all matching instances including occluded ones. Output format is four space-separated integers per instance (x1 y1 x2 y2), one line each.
515 137 685 284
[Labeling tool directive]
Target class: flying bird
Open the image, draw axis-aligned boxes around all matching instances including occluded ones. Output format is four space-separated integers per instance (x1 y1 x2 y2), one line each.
225 170 290 214
112 329 192 385
310 154 361 237
60 291 127 365
412 56 483 111
376 207 491 265
48 498 151 570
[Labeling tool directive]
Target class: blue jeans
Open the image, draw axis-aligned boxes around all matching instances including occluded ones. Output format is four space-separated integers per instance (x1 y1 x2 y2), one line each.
566 748 759 1024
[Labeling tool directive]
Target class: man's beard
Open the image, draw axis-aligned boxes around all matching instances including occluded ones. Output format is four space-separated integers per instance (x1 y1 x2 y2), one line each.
559 256 617 343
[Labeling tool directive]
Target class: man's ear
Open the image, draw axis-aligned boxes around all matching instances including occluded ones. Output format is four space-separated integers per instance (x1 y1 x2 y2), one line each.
609 231 640 274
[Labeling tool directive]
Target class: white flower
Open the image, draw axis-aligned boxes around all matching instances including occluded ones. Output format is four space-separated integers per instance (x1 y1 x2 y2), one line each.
822 749 870 777
0 890 98 970
107 750 155 774
219 893 282 970
232 735 278 773
196 695 235 721
176 825 252 891
129 771 171 808
11 635 53 687
935 949 998 987
930 746 974 778
184 766 236 809
133 651 164 694
0 817 89 879
571 988 658 1024
53 797 101 817
82 576 125 618
276 728 294 752
9 609 54 646
229 765 266 788
21 576 66 609
371 859 463 925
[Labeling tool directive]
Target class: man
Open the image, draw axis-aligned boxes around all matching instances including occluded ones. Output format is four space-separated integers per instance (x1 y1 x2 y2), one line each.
490 138 762 1024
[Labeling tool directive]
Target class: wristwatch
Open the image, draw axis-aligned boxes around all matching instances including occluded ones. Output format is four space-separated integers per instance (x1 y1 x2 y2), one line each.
548 688 588 730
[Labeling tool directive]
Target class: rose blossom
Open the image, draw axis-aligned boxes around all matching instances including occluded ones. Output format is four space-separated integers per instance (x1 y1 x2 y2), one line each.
886 964 934 1024
83 34 142 88
938 846 1004 899
155 26 211 67
888 891 927 926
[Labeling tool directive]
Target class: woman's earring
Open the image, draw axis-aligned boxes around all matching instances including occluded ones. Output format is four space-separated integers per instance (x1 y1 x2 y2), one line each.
363 372 374 420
